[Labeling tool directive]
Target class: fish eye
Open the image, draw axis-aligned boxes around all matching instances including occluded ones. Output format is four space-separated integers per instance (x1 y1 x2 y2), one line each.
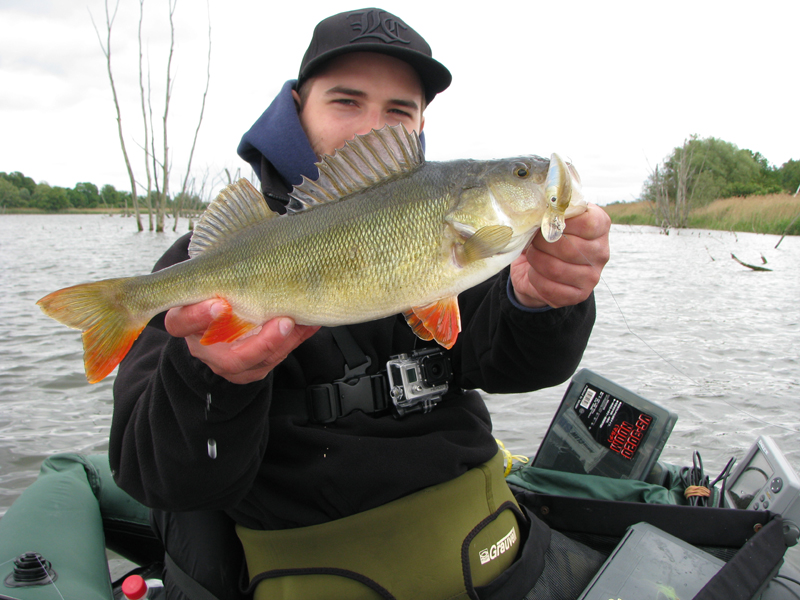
513 163 530 178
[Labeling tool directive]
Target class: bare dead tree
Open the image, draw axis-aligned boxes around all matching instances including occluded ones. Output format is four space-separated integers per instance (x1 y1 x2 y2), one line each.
147 66 160 222
92 0 210 232
674 141 692 228
137 0 154 230
151 0 178 232
645 138 705 232
650 165 672 234
674 139 707 228
90 0 144 231
173 0 212 231
775 208 800 249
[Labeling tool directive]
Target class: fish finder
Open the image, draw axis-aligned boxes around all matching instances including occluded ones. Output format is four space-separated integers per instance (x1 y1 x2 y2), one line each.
533 369 678 480
725 435 800 546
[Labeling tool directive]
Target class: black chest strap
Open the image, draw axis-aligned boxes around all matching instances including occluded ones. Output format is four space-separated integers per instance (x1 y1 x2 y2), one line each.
272 326 390 425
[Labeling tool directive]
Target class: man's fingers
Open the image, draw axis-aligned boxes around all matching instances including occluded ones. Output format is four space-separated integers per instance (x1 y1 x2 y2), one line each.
226 318 311 371
185 318 321 385
165 300 219 338
510 204 611 309
564 204 611 241
530 205 611 267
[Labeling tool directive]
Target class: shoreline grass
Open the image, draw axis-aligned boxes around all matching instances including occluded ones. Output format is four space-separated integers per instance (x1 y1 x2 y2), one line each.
603 193 800 236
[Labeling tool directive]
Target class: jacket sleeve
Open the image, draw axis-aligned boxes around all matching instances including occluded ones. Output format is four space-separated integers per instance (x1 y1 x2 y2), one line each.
453 268 596 393
109 235 274 511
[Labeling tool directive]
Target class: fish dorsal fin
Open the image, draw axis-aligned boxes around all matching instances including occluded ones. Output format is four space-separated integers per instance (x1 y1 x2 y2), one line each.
287 124 425 213
188 179 277 258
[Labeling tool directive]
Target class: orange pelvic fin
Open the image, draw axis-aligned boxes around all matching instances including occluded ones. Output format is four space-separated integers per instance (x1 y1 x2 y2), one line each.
199 299 259 345
37 278 147 384
405 297 462 349
402 309 434 342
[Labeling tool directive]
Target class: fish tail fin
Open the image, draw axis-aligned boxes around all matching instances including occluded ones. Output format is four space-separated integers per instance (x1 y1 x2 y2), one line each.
37 278 148 383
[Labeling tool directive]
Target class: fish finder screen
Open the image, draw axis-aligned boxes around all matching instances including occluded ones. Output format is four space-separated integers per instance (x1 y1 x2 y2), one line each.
573 384 654 460
727 450 773 509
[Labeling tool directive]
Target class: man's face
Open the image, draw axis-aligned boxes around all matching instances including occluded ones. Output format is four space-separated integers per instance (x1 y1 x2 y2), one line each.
293 52 425 159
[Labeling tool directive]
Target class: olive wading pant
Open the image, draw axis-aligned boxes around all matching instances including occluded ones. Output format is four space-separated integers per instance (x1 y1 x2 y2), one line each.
237 451 523 600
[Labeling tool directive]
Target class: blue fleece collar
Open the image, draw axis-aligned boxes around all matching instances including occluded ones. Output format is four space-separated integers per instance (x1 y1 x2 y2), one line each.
237 80 319 188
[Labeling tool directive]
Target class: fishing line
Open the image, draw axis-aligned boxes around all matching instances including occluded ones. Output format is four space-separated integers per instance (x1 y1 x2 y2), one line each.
562 233 800 435
35 553 66 600
0 555 66 600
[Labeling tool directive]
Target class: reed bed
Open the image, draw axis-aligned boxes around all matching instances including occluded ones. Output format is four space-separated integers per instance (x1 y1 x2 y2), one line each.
603 194 800 236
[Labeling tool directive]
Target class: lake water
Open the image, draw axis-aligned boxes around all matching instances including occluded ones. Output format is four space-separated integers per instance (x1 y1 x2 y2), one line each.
1 214 799 567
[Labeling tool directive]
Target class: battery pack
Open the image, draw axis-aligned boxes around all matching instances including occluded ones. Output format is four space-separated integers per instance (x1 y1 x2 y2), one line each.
532 369 678 480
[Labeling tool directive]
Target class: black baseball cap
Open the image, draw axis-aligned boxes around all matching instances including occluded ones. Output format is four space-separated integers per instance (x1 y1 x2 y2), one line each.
298 8 452 105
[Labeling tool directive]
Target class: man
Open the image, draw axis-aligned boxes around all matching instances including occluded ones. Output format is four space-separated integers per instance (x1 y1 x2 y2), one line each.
110 8 610 599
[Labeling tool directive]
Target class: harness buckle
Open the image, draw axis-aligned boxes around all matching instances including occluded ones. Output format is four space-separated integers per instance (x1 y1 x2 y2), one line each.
306 373 389 424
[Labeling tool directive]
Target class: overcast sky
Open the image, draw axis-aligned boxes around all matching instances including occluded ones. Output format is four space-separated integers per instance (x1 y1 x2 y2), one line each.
1 0 797 205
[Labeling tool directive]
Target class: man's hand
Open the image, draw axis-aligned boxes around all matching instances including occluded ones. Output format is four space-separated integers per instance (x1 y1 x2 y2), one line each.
165 300 320 385
510 204 611 309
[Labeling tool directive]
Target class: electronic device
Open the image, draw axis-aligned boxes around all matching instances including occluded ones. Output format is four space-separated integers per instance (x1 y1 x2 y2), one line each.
577 522 724 600
532 369 678 480
725 435 800 545
386 348 452 417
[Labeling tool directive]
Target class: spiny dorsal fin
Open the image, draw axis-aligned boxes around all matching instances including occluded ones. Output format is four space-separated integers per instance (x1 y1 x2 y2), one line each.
287 124 425 213
188 179 277 258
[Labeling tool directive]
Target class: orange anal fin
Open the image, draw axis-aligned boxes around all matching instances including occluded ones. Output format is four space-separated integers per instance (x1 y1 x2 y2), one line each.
83 323 146 384
403 309 434 342
408 297 461 349
200 299 258 345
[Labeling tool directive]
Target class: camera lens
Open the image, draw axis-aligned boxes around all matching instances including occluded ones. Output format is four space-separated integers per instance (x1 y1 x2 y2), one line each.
420 354 451 386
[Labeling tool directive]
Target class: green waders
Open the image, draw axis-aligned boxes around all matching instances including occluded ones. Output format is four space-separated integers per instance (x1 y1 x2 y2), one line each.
237 451 522 600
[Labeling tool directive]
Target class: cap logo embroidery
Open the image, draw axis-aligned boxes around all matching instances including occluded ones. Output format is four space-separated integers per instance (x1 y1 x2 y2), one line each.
348 10 411 45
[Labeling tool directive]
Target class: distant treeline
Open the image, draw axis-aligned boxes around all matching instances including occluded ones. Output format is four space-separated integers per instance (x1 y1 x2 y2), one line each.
601 136 799 234
639 137 800 206
0 171 206 212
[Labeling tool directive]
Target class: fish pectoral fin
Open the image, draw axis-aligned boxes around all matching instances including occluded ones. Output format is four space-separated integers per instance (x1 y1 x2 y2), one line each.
455 225 513 267
406 297 461 349
199 299 259 345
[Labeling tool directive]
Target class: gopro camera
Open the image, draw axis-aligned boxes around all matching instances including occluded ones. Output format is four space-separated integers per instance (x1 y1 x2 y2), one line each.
386 348 452 417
